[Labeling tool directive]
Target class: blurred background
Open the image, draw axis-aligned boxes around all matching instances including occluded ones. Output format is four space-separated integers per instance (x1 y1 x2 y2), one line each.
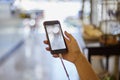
0 0 120 80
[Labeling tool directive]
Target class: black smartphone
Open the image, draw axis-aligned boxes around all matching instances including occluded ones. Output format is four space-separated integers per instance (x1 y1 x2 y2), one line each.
43 20 68 54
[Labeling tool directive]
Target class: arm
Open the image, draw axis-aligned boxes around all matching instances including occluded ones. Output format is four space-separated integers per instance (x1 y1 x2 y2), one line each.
63 31 99 80
74 53 99 80
44 31 100 80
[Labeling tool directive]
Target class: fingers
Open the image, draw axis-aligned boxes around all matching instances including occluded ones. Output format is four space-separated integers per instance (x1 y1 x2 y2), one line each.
52 54 59 57
43 40 49 44
46 47 50 51
43 40 50 51
45 46 59 57
44 40 61 58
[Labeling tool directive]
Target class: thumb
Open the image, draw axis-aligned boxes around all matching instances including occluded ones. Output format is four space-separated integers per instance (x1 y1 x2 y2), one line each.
64 31 74 41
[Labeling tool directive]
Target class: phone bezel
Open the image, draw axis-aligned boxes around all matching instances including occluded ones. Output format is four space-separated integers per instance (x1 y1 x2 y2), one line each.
43 20 68 54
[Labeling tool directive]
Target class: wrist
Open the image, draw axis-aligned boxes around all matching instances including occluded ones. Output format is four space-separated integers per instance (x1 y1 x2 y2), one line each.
73 53 84 65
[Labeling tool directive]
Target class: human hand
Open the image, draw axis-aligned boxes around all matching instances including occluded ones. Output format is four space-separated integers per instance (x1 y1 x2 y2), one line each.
44 31 82 63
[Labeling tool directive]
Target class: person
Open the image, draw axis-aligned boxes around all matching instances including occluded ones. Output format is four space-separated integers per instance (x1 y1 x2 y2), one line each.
44 31 100 80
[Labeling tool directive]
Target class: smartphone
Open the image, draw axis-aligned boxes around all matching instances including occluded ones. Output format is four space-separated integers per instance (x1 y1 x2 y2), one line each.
43 20 68 54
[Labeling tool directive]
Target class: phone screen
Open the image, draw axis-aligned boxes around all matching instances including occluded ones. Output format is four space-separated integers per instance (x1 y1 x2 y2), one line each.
44 20 67 53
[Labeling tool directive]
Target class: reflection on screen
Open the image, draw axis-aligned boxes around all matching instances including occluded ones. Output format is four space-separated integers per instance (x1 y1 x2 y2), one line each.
46 24 66 50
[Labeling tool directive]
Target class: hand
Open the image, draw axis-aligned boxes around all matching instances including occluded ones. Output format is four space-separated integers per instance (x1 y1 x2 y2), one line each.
44 31 82 63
